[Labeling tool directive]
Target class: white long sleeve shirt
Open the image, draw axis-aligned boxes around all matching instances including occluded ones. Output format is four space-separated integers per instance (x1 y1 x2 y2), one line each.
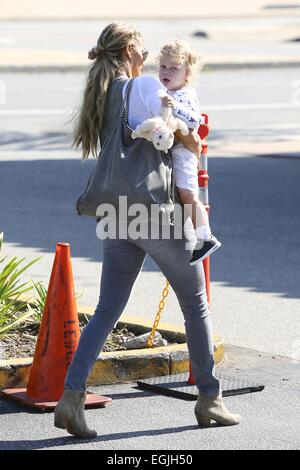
169 88 201 130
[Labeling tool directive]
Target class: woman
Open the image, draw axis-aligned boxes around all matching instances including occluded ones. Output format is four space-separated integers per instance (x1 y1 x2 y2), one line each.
54 22 241 438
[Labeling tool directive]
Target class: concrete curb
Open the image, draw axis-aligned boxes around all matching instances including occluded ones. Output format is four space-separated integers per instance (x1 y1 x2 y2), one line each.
0 307 225 389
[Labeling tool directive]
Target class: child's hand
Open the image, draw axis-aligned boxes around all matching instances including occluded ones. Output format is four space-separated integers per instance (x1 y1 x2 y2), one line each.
160 95 176 109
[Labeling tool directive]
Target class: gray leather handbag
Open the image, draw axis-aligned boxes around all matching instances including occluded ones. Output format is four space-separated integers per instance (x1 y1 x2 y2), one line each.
76 78 175 224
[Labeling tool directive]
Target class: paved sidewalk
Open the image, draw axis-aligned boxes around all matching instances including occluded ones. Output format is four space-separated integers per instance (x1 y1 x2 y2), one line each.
1 0 299 20
1 2 300 71
209 138 300 158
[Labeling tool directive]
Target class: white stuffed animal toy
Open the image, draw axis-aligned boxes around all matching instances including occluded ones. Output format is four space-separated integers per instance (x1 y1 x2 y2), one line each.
131 91 189 153
131 116 174 153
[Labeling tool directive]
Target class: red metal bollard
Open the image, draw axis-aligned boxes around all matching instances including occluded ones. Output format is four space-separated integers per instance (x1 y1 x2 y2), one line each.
188 114 211 385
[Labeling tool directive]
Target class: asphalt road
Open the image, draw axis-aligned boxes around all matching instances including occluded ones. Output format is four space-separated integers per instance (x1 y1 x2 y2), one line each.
1 345 299 450
0 69 299 359
1 68 300 152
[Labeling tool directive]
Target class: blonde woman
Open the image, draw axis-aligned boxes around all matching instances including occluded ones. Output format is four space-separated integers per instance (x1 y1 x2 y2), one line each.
54 22 240 438
158 41 221 264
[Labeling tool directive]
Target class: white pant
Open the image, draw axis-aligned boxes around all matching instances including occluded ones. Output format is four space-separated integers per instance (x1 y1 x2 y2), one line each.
172 146 199 191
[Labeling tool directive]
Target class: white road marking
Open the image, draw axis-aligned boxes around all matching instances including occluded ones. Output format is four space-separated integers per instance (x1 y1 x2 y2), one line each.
0 102 300 115
203 103 300 111
0 109 73 116
0 37 16 45
214 123 300 130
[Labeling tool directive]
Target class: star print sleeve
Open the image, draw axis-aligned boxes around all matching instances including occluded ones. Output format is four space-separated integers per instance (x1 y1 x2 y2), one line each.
172 95 201 130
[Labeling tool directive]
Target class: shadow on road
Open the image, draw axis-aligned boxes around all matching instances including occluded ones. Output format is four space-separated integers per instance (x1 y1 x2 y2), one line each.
0 130 71 153
0 423 212 450
0 154 299 298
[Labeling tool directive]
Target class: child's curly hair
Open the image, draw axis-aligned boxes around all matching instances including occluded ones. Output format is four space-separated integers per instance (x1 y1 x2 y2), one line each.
157 40 203 84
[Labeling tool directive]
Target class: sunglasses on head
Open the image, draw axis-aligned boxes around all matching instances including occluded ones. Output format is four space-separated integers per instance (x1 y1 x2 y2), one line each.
141 49 149 61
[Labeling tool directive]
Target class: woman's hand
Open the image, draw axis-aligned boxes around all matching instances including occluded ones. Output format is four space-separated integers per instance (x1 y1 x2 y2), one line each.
174 129 202 159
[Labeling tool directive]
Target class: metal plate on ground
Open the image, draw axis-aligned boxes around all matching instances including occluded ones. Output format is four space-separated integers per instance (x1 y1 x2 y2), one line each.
137 372 264 400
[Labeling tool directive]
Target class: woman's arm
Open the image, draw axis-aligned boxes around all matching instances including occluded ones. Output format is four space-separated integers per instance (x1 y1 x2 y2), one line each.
174 129 202 159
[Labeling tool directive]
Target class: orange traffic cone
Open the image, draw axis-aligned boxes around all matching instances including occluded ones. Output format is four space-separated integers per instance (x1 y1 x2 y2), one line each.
1 242 112 410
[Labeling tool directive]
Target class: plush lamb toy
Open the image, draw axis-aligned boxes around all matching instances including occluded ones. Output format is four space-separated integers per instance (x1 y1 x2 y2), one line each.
131 92 189 153
131 117 174 153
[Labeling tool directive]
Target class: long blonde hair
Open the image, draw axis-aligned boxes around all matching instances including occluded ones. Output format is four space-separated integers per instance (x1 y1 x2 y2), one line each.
73 22 142 159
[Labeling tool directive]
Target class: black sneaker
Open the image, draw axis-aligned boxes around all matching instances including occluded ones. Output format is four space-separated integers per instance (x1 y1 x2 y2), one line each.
189 235 221 265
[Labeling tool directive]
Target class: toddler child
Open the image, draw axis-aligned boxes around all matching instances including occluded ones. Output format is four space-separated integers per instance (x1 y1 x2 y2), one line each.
158 40 221 264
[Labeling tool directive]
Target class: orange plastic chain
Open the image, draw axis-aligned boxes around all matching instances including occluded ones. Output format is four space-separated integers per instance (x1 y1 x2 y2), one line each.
146 280 170 348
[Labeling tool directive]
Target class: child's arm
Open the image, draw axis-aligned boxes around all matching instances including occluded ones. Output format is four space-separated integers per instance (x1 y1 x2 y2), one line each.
174 128 202 159
161 94 201 129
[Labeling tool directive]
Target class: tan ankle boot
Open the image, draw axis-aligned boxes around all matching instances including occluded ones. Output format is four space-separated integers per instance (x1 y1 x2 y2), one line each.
195 392 241 427
54 390 97 438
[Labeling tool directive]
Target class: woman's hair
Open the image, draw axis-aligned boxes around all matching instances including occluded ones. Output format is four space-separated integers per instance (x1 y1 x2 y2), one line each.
157 40 202 85
73 22 142 159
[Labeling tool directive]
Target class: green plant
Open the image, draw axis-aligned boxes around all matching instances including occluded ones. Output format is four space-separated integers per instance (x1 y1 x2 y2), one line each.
29 279 47 323
0 231 41 337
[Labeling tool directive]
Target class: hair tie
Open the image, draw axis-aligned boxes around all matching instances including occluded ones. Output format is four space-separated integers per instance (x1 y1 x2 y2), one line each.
88 46 104 61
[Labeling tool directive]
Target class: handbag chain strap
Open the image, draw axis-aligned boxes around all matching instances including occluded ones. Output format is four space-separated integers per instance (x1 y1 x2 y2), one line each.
119 78 134 123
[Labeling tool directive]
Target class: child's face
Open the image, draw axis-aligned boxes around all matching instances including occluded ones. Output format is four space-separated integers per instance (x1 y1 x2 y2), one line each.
159 55 188 91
